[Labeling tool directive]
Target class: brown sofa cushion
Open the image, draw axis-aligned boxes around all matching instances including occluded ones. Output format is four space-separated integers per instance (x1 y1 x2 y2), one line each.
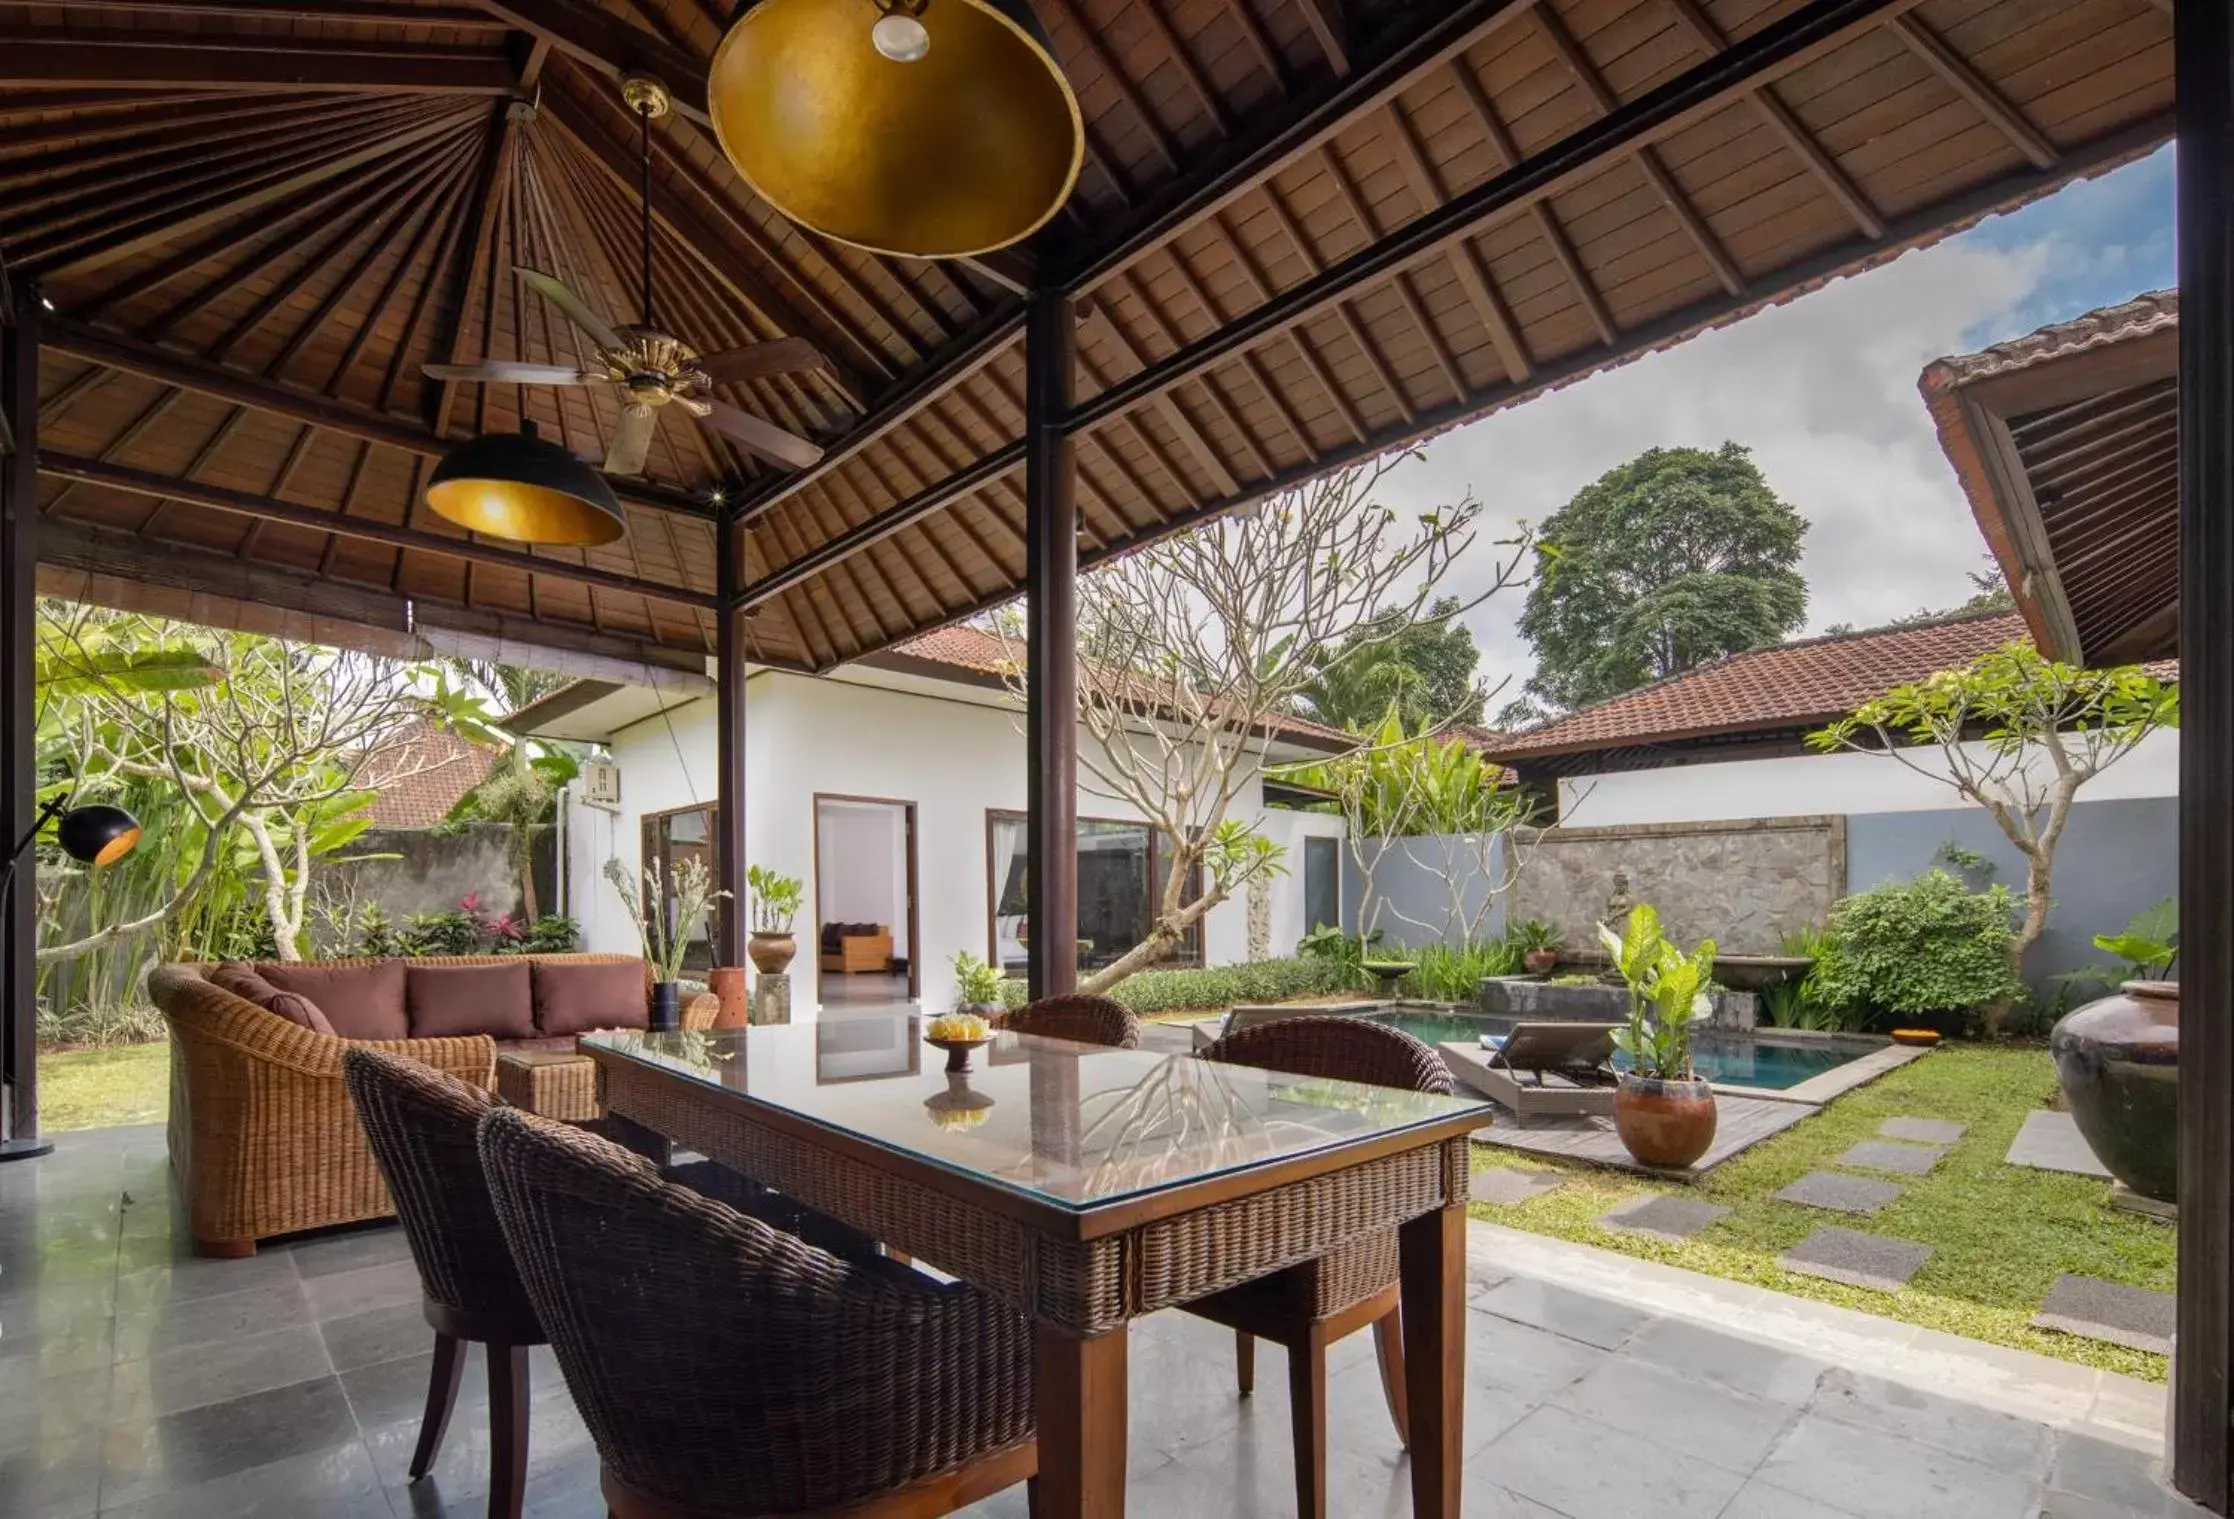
208 962 335 1037
260 961 408 1042
532 960 648 1037
408 961 534 1040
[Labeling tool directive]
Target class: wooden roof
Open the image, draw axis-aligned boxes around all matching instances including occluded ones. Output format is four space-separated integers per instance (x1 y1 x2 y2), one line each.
1923 287 2179 666
2 0 2175 676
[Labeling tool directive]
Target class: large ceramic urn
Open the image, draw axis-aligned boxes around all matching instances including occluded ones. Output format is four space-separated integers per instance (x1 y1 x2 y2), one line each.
2051 980 2177 1204
1612 1075 1717 1170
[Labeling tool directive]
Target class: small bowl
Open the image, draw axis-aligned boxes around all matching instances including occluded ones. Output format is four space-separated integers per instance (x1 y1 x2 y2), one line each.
1890 1028 1942 1047
925 1034 994 1073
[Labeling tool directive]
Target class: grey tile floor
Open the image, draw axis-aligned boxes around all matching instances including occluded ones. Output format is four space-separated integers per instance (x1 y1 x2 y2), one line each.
0 1124 2207 1518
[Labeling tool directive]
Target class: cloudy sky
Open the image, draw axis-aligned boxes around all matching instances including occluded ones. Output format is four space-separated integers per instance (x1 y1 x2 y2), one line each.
1380 144 2178 718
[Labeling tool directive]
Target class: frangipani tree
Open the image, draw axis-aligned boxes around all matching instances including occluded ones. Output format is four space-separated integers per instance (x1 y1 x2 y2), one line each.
996 458 1528 993
1808 643 2178 1028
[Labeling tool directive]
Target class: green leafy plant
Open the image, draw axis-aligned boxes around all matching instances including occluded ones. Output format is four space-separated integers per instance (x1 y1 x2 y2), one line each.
1810 870 2020 1029
951 951 1006 1008
2093 897 2177 979
1507 919 1563 955
1401 940 1523 1002
1598 905 1716 1081
1758 922 1866 1032
1549 972 1606 987
746 864 805 936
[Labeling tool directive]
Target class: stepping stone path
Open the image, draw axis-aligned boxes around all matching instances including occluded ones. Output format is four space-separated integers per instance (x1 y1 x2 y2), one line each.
1837 1140 1946 1177
1879 1117 1967 1145
2033 1274 2176 1355
1781 1226 1934 1291
1470 1168 1564 1207
2006 1110 2112 1179
1596 1195 1727 1242
1773 1171 1904 1216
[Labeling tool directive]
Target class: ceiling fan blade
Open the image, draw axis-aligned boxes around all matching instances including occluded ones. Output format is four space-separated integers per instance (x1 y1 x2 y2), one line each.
516 267 626 353
696 336 829 385
701 401 824 471
421 362 599 385
601 404 657 478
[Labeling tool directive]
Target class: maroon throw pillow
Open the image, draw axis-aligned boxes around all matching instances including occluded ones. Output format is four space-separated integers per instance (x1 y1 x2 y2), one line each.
408 961 534 1040
207 962 336 1036
532 960 650 1037
260 961 408 1042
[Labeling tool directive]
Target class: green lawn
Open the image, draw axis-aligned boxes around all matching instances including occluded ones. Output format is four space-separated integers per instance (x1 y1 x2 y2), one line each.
1469 1042 2176 1380
41 1041 170 1132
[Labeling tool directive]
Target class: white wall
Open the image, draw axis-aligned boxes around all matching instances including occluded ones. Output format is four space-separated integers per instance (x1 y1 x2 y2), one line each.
815 799 908 960
1559 728 2181 828
564 669 1321 1013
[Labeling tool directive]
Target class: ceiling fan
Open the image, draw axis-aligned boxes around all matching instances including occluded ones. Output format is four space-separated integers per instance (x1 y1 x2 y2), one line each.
423 75 827 478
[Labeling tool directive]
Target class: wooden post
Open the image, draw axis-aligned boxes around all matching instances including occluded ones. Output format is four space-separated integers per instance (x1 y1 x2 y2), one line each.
714 502 748 971
2176 0 2234 1507
1024 290 1078 1001
0 280 49 1160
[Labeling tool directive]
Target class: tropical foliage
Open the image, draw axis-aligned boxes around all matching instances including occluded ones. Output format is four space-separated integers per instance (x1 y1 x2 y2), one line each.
747 864 805 935
1300 596 1486 731
1809 870 2021 1028
1598 905 1717 1082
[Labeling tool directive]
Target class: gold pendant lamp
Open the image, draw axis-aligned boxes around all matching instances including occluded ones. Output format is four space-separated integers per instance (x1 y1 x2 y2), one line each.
708 0 1084 260
425 420 627 547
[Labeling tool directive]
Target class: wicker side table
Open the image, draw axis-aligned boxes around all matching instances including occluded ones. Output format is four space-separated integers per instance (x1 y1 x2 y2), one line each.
495 1050 600 1122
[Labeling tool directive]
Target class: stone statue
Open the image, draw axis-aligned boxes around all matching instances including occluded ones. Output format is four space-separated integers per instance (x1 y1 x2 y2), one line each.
1605 869 1633 925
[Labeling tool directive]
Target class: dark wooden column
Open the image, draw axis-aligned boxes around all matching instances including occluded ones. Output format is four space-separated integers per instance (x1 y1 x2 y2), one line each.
0 281 48 1160
2177 0 2234 1507
1023 290 1078 1001
714 502 748 970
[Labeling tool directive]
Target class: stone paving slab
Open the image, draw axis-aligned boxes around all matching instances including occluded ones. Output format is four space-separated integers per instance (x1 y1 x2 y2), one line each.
1471 1167 1565 1207
1774 1171 1904 1215
2007 1110 2112 1179
2032 1274 2176 1355
1880 1117 1967 1145
1780 1226 1934 1291
1597 1194 1729 1242
1838 1140 1947 1177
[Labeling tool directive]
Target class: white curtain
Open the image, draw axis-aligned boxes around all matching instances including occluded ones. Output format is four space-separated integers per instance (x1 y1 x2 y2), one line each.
990 815 1028 970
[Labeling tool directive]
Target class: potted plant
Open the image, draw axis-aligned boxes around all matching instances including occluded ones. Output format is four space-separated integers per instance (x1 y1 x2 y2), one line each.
2052 899 2178 1202
951 950 1006 1017
1509 918 1564 975
604 855 727 1030
746 864 804 975
1600 905 1719 1170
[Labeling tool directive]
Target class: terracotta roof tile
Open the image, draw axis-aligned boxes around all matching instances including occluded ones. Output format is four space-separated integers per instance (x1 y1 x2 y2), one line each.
357 717 496 829
1480 612 2032 762
1921 289 2177 392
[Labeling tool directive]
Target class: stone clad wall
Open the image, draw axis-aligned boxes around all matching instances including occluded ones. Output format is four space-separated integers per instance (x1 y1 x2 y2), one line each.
1504 816 1846 956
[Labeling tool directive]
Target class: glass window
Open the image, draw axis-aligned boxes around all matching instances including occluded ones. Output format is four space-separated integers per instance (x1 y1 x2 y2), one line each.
641 805 716 974
988 812 1201 974
1304 835 1341 936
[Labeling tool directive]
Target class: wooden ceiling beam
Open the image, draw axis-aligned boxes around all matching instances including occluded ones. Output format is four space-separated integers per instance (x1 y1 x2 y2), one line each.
1320 139 1467 403
1382 100 1531 385
467 0 708 120
1292 0 1349 75
0 35 523 93
44 318 713 519
1069 0 1923 433
39 453 717 609
1888 12 2057 171
1215 221 1367 444
1255 177 1415 424
6 2 505 25
431 101 526 439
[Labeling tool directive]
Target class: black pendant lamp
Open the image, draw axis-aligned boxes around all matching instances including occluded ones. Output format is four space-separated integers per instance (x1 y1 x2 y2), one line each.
54 805 141 868
424 420 626 547
708 0 1083 259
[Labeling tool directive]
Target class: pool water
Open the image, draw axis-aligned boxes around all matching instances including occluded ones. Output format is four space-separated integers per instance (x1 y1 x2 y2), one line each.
1372 1010 1861 1092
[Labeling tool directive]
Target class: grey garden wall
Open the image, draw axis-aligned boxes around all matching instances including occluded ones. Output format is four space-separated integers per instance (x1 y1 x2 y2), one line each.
1845 796 2177 995
1338 835 1506 950
310 823 558 941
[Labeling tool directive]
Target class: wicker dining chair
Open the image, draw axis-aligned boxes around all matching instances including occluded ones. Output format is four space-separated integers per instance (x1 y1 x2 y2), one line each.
340 1048 546 1519
1190 1015 1454 1519
997 992 1141 1049
476 1106 1039 1519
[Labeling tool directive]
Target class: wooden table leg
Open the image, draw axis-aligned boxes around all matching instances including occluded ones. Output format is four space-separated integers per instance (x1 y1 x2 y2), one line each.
1033 1323 1128 1519
1399 1201 1465 1518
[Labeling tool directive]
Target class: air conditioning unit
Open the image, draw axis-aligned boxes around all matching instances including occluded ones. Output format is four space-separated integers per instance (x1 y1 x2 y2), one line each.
580 759 622 810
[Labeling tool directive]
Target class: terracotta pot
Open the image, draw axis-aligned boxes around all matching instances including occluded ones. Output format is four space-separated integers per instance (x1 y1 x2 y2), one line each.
2051 980 2177 1203
1523 949 1560 975
747 931 796 975
707 966 749 1030
1613 1075 1717 1170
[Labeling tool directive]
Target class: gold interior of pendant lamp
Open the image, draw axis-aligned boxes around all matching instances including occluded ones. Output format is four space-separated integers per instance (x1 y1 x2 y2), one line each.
424 422 627 547
708 0 1084 259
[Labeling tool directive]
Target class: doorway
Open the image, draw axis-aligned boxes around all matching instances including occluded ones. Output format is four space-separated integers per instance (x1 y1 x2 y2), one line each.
813 795 918 1004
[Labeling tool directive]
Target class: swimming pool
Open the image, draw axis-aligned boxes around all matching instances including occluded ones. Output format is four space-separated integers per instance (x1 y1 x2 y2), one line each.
1370 1009 1868 1093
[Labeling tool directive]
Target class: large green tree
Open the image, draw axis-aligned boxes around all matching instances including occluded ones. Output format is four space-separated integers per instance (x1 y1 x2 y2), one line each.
1301 595 1485 732
1518 443 1807 711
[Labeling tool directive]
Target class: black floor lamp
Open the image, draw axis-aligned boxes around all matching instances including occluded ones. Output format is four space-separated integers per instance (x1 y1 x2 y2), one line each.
0 796 141 1161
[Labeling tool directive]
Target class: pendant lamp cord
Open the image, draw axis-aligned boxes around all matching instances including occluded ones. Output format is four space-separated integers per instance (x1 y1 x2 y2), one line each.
638 102 656 331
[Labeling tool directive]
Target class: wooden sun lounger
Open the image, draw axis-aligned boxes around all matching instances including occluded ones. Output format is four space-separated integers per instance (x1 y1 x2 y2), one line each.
1452 1021 1623 1118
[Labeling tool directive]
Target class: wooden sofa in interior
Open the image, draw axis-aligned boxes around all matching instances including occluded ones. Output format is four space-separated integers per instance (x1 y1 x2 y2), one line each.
150 953 714 1258
818 923 893 975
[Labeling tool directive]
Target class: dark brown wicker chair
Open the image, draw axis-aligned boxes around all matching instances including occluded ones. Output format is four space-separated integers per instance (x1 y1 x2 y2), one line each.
340 1047 544 1519
1190 1015 1455 1519
998 992 1141 1049
476 1106 1039 1518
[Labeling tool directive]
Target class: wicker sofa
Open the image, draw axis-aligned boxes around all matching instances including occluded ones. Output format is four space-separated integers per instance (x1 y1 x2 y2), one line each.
151 953 714 1259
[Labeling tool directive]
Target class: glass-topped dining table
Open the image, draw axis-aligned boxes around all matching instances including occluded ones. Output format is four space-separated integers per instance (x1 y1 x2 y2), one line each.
580 1012 1494 1518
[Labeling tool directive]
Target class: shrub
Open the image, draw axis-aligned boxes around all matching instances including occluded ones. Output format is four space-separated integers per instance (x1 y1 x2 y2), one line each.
1811 870 2019 1028
38 996 166 1050
1401 940 1522 1002
1758 922 1869 1033
999 956 1359 1017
